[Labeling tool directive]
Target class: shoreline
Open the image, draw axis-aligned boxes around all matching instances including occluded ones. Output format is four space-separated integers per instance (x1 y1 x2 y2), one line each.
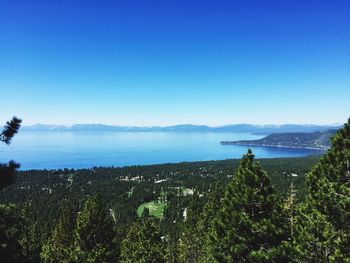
17 154 324 172
220 142 328 151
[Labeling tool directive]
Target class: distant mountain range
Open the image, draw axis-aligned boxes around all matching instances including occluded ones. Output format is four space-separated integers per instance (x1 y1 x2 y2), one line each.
221 130 337 150
21 123 341 134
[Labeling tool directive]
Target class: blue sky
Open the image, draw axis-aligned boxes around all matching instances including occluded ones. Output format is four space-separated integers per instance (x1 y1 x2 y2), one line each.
0 0 349 126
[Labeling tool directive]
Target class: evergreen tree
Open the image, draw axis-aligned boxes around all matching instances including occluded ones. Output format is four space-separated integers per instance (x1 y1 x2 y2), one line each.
280 181 301 262
74 194 116 262
295 118 350 261
120 219 166 263
210 149 289 262
0 117 23 262
0 117 21 189
293 204 340 262
41 202 76 263
19 202 41 262
197 184 223 263
178 186 223 263
178 191 203 263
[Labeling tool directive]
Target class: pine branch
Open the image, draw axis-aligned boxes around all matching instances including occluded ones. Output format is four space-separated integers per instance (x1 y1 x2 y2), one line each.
0 116 22 145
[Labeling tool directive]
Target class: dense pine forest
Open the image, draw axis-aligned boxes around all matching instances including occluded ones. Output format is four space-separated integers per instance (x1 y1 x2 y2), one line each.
1 118 350 262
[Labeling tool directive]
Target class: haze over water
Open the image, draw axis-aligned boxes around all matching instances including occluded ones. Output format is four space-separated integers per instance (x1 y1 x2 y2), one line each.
0 131 323 170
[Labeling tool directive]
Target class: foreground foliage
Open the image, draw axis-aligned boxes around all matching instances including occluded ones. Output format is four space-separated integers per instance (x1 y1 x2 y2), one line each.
121 220 165 263
293 118 350 262
0 117 21 190
210 149 289 262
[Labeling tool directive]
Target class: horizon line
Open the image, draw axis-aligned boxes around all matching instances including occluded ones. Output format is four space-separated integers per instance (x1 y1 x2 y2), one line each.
22 122 343 128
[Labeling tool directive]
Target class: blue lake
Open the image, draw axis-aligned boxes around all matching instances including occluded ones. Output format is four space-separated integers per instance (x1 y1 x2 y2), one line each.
0 132 323 170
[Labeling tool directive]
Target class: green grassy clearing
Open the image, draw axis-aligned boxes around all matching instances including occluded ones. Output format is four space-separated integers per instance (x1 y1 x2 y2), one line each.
137 201 167 219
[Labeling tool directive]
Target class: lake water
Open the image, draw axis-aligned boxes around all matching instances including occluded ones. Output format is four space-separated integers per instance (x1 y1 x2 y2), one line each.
0 132 323 170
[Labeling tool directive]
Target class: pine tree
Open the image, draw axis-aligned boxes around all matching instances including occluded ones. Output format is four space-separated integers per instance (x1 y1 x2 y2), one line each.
74 194 116 262
280 181 301 262
197 184 223 263
19 202 41 262
0 117 23 262
178 191 203 263
210 149 289 262
295 118 350 261
41 202 76 263
293 204 340 262
120 219 166 263
0 117 22 189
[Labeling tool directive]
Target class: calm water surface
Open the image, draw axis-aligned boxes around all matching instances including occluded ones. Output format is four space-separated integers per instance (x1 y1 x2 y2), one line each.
0 132 323 170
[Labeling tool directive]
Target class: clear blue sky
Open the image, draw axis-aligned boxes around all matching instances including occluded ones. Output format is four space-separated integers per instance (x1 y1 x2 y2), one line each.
0 0 349 126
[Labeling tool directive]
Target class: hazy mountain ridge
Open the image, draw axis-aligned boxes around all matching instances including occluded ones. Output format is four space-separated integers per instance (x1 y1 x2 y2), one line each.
221 130 337 150
21 123 341 133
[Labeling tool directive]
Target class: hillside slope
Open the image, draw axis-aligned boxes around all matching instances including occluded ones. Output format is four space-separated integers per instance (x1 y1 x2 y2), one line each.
221 130 337 150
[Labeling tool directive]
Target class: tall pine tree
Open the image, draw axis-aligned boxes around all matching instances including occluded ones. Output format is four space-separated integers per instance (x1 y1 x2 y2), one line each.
178 191 204 263
19 202 41 262
74 194 116 262
41 202 76 263
210 149 289 262
196 184 223 263
295 118 350 261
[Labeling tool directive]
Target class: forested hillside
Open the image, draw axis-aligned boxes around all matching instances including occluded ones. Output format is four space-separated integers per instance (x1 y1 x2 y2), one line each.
222 129 336 149
0 157 318 262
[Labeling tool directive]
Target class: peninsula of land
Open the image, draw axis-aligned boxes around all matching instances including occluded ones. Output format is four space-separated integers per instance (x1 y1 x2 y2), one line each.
221 130 337 150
